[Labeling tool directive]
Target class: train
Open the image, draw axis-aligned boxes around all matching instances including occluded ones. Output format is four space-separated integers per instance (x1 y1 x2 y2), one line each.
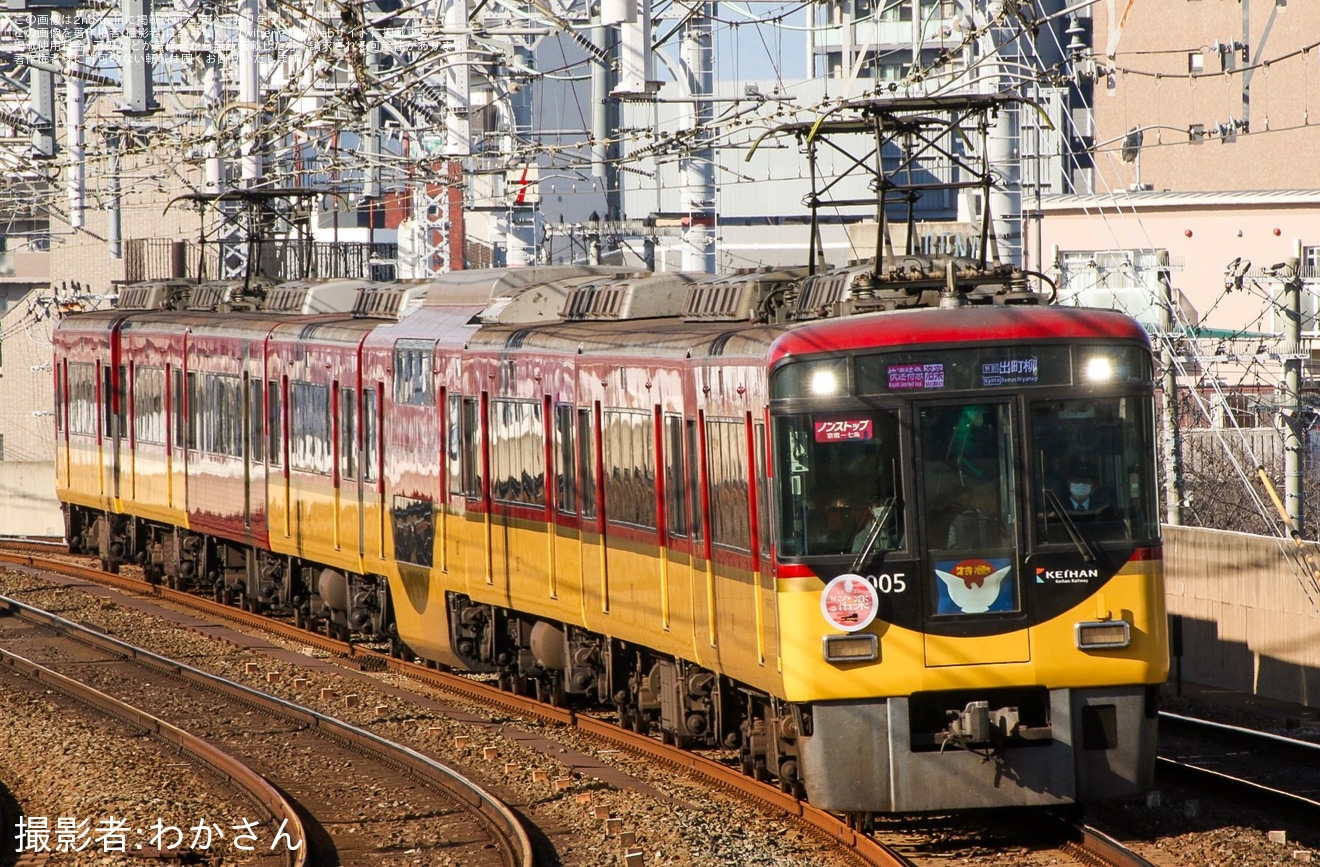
52 257 1168 815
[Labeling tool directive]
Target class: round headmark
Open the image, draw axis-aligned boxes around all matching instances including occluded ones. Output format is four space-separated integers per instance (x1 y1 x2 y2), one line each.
820 573 880 633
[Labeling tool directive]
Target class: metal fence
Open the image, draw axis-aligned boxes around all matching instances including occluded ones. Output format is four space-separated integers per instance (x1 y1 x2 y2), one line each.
125 238 398 283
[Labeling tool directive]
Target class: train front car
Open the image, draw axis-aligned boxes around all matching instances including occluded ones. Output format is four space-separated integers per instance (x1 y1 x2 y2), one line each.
768 304 1167 814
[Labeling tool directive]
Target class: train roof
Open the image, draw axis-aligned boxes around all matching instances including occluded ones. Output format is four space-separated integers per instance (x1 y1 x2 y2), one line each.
767 304 1152 366
466 317 783 361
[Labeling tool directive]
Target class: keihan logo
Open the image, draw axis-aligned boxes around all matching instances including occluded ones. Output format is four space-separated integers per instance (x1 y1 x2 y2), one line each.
936 558 1012 614
1034 567 1101 582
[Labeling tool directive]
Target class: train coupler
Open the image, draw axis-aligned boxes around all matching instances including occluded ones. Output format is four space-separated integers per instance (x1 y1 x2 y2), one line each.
938 701 1020 756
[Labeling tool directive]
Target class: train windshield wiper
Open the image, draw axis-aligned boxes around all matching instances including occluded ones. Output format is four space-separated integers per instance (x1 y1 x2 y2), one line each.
850 497 897 574
1043 488 1096 562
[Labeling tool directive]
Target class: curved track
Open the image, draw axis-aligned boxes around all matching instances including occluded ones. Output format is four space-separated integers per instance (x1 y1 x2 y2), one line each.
0 590 533 867
0 618 303 866
0 546 907 866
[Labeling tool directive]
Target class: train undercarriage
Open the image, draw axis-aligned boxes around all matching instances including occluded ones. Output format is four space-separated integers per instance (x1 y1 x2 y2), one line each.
445 592 808 797
64 504 396 647
62 500 810 798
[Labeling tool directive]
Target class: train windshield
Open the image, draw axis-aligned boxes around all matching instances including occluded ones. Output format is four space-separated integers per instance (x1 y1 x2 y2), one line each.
920 403 1020 614
774 411 905 558
1030 396 1160 544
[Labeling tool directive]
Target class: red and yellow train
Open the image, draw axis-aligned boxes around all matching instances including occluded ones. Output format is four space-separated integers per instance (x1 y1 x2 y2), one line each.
53 260 1168 815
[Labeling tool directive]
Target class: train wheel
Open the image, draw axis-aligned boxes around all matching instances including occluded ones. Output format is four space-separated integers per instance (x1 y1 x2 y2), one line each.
631 711 649 735
844 812 874 833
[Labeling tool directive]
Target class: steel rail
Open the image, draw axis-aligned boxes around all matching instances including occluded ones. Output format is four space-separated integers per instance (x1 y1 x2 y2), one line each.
0 590 535 867
0 602 306 867
0 547 905 866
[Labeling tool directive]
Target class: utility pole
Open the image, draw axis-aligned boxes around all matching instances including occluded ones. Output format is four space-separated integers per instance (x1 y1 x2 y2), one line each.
1281 257 1304 535
1160 265 1183 525
679 0 715 274
65 17 84 229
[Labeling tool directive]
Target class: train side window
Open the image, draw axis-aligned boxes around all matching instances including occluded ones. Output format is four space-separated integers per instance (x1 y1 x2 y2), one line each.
707 418 751 551
491 398 544 505
67 362 96 437
447 394 463 496
267 378 282 467
578 407 597 521
133 367 165 445
102 366 116 440
363 386 379 484
247 377 263 463
603 409 656 530
393 340 435 406
686 419 704 543
290 382 332 474
340 386 357 481
664 414 686 537
53 361 64 435
115 365 127 440
462 396 481 497
556 404 577 515
186 371 200 450
171 368 184 448
200 374 242 457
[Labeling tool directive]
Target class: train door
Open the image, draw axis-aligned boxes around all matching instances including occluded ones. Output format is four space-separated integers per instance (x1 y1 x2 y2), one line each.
364 383 383 564
751 417 773 668
658 411 705 655
916 400 1029 666
687 413 714 667
54 360 67 491
577 404 606 619
104 362 125 503
274 375 290 540
551 403 582 613
242 372 254 531
170 367 185 511
245 374 265 534
336 382 362 557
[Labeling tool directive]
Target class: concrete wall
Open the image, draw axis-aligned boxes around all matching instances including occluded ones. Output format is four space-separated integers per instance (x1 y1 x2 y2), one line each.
1164 524 1320 707
0 462 62 537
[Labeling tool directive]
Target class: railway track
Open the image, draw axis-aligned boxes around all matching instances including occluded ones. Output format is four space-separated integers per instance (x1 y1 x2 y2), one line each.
0 623 301 865
0 591 532 867
0 544 1161 867
1157 711 1320 823
0 545 905 866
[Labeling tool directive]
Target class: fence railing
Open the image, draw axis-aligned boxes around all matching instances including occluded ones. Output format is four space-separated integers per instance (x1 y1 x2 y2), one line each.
125 239 398 283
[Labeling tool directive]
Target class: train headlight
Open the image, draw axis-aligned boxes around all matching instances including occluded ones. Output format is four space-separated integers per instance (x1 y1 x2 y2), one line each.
822 633 878 663
1075 620 1131 649
1083 356 1115 382
810 369 839 396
